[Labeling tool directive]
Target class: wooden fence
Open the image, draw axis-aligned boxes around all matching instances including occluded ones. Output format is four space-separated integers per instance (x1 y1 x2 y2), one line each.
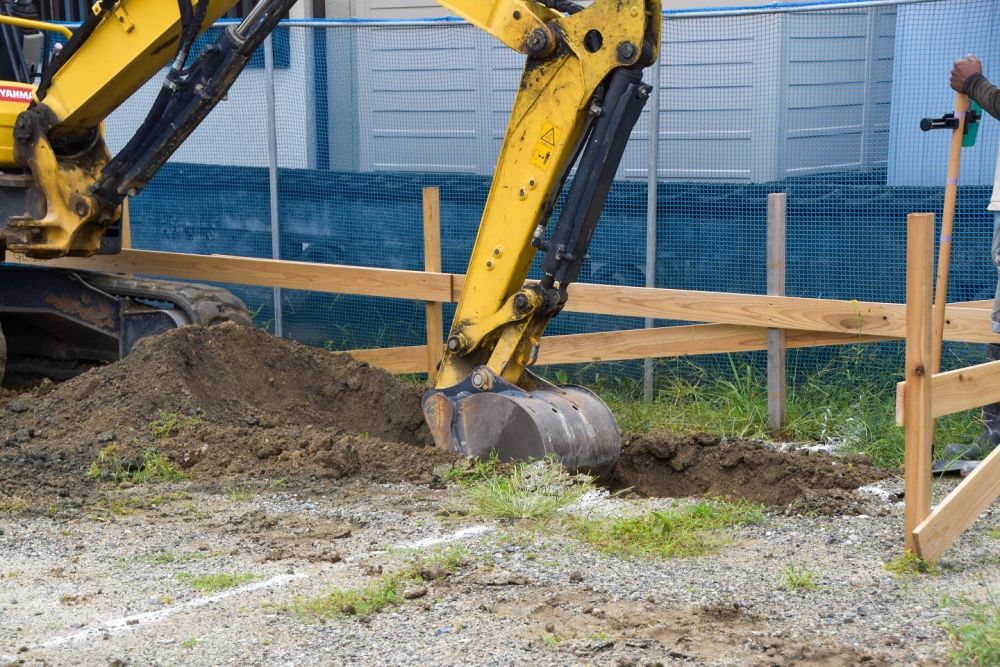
12 193 1000 560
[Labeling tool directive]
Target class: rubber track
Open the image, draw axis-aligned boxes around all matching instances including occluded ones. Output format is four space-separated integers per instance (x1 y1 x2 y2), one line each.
80 272 253 327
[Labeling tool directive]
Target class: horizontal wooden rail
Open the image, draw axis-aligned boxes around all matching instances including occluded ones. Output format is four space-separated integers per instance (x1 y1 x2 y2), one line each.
896 359 1000 426
12 249 454 303
15 249 1000 344
349 323 888 375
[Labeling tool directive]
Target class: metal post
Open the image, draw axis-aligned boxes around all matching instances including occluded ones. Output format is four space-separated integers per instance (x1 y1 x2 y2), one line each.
264 35 283 337
767 193 787 436
642 33 662 403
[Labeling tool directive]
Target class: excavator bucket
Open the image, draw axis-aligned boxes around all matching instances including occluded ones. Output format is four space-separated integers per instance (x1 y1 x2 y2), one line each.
422 366 620 478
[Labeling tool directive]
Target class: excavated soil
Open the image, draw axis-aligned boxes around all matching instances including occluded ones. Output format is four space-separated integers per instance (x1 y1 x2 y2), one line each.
0 322 889 517
0 323 454 509
613 431 888 514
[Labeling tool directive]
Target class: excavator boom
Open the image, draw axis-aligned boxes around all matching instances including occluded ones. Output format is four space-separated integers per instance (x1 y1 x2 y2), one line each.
425 0 661 474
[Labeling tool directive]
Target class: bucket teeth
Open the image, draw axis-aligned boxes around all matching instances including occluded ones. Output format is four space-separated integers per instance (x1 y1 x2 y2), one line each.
422 367 621 478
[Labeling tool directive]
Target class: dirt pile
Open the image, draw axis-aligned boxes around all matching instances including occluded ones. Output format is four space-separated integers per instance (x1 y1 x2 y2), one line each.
0 323 454 507
613 431 887 514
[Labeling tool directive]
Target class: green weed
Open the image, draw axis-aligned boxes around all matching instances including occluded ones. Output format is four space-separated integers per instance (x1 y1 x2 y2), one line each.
289 547 465 622
176 572 257 592
225 486 255 502
942 591 1000 665
0 495 29 516
885 550 940 577
85 445 187 484
180 637 200 650
465 458 592 520
148 410 202 439
443 451 503 485
568 499 763 559
780 563 821 591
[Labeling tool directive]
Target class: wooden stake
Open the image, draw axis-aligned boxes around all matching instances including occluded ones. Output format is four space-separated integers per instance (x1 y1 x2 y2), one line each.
904 212 935 553
931 92 969 376
423 187 444 379
767 193 787 436
914 440 1000 561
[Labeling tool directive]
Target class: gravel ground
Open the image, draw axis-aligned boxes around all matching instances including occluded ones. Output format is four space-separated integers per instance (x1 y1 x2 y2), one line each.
1 475 998 667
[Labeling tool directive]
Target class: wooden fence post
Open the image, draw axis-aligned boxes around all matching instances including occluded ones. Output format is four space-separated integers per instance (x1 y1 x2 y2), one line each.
423 187 443 378
904 212 935 553
767 193 787 436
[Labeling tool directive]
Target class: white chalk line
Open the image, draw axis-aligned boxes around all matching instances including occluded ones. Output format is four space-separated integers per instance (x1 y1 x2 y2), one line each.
30 523 493 650
36 573 307 649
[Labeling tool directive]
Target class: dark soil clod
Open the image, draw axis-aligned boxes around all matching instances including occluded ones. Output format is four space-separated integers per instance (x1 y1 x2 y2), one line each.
613 431 887 514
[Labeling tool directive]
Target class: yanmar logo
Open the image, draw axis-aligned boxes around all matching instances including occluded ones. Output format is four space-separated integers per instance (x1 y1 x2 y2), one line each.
0 86 33 104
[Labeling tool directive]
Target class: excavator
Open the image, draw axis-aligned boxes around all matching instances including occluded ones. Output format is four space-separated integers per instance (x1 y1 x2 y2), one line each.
0 0 660 474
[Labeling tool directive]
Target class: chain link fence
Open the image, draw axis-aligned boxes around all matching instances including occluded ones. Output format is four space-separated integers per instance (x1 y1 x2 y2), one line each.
106 0 1000 397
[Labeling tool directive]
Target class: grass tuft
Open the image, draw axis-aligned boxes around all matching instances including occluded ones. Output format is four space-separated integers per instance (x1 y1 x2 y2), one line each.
0 495 29 516
885 550 939 577
176 572 257 592
942 591 1000 666
85 445 187 484
180 638 200 650
148 410 202 439
780 563 821 591
568 499 763 559
225 486 255 502
465 458 592 520
289 547 465 622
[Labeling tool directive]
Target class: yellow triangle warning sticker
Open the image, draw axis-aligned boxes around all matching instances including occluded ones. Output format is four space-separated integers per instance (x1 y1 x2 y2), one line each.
541 127 557 146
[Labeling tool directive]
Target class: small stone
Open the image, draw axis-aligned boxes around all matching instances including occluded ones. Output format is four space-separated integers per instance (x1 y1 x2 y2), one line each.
125 619 139 626
434 627 451 636
97 431 115 444
403 585 427 600
12 428 32 444
245 415 260 426
419 565 446 581
544 622 555 633
6 399 29 413
568 571 584 583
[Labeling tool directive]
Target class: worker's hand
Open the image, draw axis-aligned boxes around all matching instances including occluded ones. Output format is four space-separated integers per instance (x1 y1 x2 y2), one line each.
951 55 983 93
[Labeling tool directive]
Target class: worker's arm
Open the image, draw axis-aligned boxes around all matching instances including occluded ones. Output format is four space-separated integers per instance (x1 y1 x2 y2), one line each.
951 56 1000 119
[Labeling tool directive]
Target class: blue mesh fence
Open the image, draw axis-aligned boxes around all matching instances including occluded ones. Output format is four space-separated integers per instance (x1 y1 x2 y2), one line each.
104 0 1000 393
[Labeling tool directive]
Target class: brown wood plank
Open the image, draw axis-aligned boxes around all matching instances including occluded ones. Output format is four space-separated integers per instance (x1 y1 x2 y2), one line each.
349 345 429 374
18 250 454 303
904 212 935 554
450 275 998 342
423 188 444 378
348 324 887 375
914 444 1000 561
20 250 1000 343
897 359 1000 425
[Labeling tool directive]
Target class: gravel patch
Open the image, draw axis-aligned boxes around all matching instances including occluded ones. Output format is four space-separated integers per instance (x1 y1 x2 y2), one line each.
1 474 997 666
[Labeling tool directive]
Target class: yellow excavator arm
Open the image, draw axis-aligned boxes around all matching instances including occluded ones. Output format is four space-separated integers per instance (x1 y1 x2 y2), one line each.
424 0 660 472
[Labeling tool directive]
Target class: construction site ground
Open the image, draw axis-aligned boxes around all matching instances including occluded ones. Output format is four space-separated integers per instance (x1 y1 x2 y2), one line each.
1 325 997 666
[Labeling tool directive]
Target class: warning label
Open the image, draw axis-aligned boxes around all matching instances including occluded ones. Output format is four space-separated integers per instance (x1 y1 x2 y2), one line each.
530 122 561 170
0 86 33 104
